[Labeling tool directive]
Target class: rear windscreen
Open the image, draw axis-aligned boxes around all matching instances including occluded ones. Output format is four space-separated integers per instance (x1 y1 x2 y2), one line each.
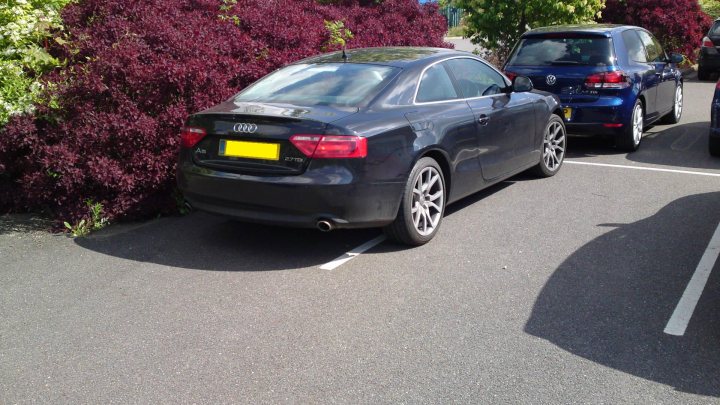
234 63 399 107
710 22 720 35
507 37 614 66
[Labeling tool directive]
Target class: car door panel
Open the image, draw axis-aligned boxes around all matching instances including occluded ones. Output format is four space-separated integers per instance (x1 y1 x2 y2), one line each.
443 57 536 181
653 62 677 114
466 93 536 180
622 29 659 119
637 30 675 119
409 61 489 201
640 67 660 119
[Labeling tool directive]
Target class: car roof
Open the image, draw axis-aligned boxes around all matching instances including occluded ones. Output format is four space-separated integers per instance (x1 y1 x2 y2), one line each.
522 24 635 38
295 46 472 68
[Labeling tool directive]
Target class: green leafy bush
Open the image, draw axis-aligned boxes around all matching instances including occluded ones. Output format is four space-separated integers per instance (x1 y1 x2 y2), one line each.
601 0 712 63
0 0 70 125
455 0 604 64
0 0 448 227
701 0 720 18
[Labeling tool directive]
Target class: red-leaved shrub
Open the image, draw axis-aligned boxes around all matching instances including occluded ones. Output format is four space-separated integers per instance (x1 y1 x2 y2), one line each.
601 0 712 62
0 0 448 226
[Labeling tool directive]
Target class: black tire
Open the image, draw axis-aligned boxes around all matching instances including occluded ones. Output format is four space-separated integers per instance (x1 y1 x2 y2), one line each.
661 84 683 124
532 114 566 177
710 136 720 157
384 157 446 246
616 99 644 152
698 65 710 81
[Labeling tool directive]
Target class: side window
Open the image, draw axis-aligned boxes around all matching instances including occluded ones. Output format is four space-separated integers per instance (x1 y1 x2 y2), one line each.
416 63 459 103
622 30 647 63
638 30 666 62
444 58 507 98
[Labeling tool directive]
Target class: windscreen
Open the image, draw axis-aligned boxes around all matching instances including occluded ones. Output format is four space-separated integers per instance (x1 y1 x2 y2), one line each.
234 63 399 107
507 37 614 66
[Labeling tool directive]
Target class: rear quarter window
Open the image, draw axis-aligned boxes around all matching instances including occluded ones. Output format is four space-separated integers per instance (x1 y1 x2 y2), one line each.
637 30 666 62
415 63 459 103
507 36 613 66
621 30 648 63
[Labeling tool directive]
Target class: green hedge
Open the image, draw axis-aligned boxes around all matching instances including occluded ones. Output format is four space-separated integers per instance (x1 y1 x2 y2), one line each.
0 0 71 126
701 0 720 19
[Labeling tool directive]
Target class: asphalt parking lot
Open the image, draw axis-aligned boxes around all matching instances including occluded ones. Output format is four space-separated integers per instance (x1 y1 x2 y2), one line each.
2 77 719 403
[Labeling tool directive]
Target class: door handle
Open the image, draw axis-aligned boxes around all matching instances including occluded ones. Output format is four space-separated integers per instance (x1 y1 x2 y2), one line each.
478 115 490 125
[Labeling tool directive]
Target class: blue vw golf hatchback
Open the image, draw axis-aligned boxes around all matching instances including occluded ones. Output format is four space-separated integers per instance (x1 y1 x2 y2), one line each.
504 25 684 151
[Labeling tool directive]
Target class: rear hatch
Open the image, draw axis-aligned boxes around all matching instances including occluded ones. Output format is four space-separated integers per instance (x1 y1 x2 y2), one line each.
187 101 358 175
706 21 720 50
504 33 617 103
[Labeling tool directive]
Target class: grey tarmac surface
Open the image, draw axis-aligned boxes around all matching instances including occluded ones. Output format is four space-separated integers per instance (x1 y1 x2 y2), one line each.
1 78 719 403
445 36 478 53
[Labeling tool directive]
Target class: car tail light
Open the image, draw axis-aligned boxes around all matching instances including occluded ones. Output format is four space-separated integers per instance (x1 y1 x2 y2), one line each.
703 36 714 48
585 71 630 89
716 80 720 90
180 127 207 148
290 135 367 159
504 71 518 81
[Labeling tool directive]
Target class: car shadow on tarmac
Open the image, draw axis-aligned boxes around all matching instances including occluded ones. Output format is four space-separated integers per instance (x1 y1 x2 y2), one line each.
525 191 720 397
75 212 381 271
567 121 720 172
77 177 520 263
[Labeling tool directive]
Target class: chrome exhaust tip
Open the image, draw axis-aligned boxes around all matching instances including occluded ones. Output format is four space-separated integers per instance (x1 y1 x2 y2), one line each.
316 220 333 232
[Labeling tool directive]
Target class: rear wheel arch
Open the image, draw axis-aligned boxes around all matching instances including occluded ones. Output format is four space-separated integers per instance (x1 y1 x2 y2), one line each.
637 94 646 115
389 148 452 219
419 149 452 199
385 156 447 245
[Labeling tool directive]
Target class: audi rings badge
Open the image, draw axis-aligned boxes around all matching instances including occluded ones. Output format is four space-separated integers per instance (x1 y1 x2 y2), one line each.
233 123 258 133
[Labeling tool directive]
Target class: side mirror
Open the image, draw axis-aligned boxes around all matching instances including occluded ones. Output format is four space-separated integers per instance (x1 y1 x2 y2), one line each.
669 53 684 64
513 76 534 92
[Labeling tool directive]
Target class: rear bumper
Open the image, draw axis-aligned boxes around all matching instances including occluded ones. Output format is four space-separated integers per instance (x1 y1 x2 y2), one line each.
710 100 720 139
177 158 404 229
562 95 630 136
565 123 623 136
699 48 720 70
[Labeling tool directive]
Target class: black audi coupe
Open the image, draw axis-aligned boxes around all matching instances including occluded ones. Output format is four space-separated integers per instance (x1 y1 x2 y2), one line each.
177 47 566 245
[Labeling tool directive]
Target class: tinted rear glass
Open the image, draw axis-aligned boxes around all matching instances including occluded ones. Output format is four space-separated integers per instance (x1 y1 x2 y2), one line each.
711 22 720 35
235 63 399 107
507 37 614 66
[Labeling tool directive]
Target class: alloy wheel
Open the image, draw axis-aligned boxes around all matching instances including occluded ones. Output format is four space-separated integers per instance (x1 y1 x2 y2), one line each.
411 167 444 236
633 103 643 146
674 86 683 121
543 120 566 171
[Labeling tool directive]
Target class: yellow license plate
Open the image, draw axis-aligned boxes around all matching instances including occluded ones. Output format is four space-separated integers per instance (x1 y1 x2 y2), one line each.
563 107 572 120
219 140 280 160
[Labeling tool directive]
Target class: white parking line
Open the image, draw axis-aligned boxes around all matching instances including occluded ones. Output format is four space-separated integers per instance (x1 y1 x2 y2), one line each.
664 221 720 336
564 160 720 177
320 235 387 270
